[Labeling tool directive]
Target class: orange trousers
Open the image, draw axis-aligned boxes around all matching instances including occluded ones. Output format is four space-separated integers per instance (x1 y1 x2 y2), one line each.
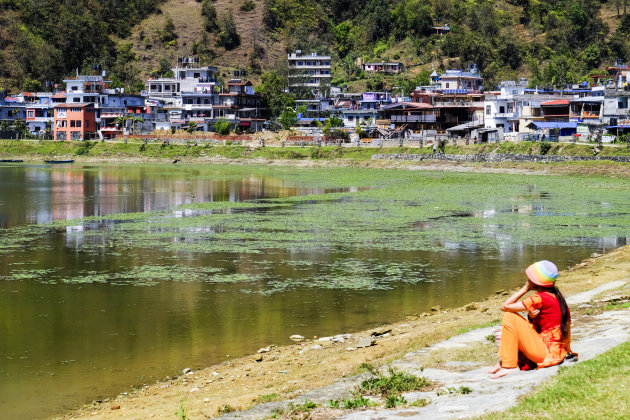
499 312 547 368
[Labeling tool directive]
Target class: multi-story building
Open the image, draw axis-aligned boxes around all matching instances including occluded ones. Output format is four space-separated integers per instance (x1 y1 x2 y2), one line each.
24 93 55 136
288 51 331 90
437 67 484 92
54 103 97 140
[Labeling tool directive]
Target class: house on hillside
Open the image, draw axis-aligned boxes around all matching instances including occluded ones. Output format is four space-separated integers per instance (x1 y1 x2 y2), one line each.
287 51 332 91
432 24 450 35
362 62 403 74
437 67 484 92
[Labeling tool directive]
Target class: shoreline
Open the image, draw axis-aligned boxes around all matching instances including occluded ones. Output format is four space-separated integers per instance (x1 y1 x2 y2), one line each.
2 139 630 178
62 245 630 419
3 153 630 179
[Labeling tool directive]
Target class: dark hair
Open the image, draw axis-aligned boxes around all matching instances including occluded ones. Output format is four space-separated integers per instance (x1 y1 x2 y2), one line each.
546 285 570 338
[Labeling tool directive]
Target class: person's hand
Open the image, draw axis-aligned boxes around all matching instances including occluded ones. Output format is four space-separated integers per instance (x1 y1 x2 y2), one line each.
529 308 541 318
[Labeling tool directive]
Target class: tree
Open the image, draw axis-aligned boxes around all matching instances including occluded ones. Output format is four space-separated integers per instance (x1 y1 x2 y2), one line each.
278 107 298 130
201 0 218 32
216 12 240 49
13 118 27 137
114 115 127 132
214 118 231 134
186 121 198 133
256 70 295 118
131 116 144 134
110 42 142 92
160 15 177 43
322 113 343 137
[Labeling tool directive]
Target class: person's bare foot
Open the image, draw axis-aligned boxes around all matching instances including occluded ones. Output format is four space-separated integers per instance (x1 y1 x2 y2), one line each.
487 363 501 374
490 367 518 379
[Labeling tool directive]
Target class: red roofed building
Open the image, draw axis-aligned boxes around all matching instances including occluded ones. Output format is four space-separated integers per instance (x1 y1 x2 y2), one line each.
541 100 570 122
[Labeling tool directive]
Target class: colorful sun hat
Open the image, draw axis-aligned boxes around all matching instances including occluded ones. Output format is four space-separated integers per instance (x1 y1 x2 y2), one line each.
526 260 558 287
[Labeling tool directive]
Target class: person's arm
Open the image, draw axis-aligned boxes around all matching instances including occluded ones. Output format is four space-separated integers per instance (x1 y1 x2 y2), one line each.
500 281 533 313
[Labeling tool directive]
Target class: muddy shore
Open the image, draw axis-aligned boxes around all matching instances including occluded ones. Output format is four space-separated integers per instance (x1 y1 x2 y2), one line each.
62 245 630 419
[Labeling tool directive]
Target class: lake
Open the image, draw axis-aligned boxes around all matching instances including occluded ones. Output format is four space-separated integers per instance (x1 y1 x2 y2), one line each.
0 163 628 419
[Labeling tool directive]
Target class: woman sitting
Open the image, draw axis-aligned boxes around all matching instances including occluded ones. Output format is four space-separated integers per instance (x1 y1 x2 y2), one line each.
489 260 576 379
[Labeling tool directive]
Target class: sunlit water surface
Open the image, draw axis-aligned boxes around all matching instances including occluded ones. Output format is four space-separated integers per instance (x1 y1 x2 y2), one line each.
0 163 628 419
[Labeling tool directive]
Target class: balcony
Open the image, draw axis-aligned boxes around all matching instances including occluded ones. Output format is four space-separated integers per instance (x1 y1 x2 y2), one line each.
494 112 518 119
391 114 436 123
183 104 215 110
434 101 483 108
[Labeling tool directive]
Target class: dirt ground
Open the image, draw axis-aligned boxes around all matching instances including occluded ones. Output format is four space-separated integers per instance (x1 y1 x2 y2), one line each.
62 245 630 419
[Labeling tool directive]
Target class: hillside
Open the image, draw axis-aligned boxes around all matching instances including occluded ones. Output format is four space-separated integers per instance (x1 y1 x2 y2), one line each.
124 0 287 81
1 0 630 95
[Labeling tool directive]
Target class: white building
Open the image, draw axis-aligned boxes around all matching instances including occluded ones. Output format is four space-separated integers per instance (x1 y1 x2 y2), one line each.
288 51 331 89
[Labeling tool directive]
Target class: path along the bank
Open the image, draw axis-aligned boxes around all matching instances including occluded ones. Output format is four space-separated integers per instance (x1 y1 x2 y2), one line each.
220 280 630 419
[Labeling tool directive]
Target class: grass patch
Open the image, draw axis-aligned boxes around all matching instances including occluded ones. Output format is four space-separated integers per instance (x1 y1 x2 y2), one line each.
482 341 630 419
603 301 630 310
385 394 407 408
254 393 279 403
409 398 429 407
360 367 430 397
342 394 372 409
456 320 500 335
287 399 317 415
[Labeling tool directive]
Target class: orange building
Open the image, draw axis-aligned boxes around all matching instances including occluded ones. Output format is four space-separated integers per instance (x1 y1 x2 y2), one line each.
54 103 97 141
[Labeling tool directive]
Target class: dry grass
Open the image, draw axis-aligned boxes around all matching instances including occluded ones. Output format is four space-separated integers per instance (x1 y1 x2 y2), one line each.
421 341 498 371
125 0 285 83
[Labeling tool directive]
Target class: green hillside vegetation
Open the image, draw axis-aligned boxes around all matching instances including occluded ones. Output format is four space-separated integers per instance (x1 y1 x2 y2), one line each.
1 0 630 106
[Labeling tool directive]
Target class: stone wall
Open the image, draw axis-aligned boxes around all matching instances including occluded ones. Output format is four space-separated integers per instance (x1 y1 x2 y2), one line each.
372 153 630 163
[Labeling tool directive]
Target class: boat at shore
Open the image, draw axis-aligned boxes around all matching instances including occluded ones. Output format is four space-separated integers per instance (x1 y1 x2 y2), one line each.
0 159 24 163
44 159 74 164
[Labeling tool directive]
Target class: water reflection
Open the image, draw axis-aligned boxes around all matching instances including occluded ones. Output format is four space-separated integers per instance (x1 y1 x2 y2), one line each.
0 165 358 229
0 164 628 419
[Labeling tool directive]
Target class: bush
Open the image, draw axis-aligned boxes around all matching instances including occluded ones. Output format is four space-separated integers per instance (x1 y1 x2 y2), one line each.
216 13 240 49
540 141 552 155
240 0 255 11
360 367 430 397
214 118 231 135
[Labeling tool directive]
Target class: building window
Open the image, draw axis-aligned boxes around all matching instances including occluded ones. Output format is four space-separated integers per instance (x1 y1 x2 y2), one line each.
70 120 76 127
486 106 491 115
499 106 505 113
297 61 303 66
27 110 35 118
445 83 450 88
71 86 78 91
73 98 80 102
85 121 89 128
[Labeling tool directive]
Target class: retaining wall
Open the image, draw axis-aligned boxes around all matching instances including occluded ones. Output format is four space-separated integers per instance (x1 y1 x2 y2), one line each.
372 153 630 163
